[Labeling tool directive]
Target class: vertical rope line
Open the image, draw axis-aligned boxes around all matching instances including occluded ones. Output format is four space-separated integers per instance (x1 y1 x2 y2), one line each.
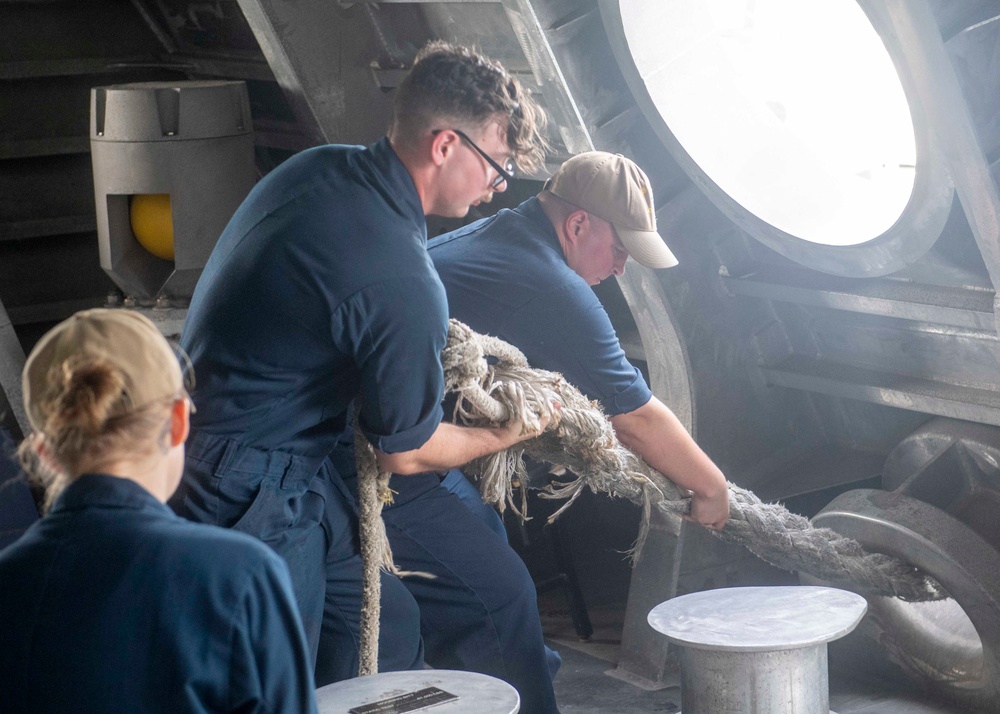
355 428 386 676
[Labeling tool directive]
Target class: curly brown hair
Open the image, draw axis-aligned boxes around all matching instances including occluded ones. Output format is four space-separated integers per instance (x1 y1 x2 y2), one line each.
390 41 549 173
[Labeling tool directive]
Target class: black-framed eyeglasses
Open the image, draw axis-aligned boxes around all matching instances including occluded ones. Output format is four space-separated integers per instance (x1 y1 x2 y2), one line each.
432 128 515 190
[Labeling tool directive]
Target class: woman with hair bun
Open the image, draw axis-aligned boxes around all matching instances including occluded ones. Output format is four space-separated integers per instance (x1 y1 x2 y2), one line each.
0 309 317 714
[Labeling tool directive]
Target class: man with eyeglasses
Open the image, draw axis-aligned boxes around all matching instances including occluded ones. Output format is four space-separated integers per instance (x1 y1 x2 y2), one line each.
432 128 517 190
323 116 563 713
173 40 555 693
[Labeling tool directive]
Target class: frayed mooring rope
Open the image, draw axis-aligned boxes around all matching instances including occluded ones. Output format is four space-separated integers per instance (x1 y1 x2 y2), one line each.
354 425 393 677
355 320 946 675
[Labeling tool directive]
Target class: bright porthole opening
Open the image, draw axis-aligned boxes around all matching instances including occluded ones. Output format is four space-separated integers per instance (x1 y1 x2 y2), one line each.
618 0 916 247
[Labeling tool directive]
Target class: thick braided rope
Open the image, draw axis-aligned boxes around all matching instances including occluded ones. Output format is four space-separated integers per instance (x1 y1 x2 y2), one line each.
720 486 945 600
448 320 945 603
355 320 946 675
354 425 393 676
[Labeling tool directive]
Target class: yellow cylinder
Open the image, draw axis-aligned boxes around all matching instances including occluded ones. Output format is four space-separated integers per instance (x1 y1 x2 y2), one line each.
129 194 175 260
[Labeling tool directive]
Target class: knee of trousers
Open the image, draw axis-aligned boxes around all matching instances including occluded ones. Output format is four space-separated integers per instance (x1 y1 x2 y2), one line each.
488 549 541 615
378 572 424 671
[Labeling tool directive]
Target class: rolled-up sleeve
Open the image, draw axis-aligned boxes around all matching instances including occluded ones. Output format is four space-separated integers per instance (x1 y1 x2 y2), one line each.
335 274 448 454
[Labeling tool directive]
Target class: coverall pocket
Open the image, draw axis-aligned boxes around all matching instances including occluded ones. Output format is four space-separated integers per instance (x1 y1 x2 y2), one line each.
220 474 327 557
224 477 287 537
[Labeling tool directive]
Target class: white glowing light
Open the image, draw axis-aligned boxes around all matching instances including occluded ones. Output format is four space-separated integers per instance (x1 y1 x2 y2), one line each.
620 0 916 246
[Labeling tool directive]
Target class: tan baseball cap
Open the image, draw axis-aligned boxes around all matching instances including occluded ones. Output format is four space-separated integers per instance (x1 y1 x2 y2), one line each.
546 152 678 269
23 308 183 431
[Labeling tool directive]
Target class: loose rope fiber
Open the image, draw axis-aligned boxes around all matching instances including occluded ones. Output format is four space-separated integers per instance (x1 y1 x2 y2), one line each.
354 320 946 674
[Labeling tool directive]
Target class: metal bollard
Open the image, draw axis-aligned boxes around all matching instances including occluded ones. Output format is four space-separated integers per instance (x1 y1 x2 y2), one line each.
314 670 519 714
648 586 867 713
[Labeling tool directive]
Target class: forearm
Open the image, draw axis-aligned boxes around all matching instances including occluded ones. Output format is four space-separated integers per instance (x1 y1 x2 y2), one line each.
374 421 526 474
611 398 727 496
613 399 729 529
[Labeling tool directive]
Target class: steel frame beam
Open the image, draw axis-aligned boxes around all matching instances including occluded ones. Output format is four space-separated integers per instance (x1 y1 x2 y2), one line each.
0 295 28 438
860 0 1000 328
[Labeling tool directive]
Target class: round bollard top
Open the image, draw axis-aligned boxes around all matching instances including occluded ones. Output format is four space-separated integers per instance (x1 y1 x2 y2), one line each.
648 585 867 652
315 670 520 714
91 80 251 142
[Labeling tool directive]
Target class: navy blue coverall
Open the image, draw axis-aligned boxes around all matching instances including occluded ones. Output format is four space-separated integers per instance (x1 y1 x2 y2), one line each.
0 474 316 714
328 196 654 714
174 138 444 685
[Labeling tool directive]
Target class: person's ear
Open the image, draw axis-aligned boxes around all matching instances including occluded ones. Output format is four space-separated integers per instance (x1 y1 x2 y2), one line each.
563 209 590 245
169 398 190 448
30 433 61 474
430 129 458 168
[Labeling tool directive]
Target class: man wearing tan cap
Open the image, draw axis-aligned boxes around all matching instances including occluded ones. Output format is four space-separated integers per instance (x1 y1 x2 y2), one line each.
429 151 728 525
539 149 680 275
367 152 729 710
